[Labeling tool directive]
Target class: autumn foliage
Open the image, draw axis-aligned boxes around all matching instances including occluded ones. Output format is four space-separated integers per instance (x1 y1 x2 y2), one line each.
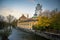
33 9 60 32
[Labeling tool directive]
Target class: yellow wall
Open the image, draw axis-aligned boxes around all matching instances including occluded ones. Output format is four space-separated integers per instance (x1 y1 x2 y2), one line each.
17 21 38 29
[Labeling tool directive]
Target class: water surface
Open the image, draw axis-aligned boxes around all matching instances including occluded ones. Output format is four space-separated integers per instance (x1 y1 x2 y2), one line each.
8 28 48 40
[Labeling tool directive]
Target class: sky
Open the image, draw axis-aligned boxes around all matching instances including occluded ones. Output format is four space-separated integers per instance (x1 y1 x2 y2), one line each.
0 0 60 19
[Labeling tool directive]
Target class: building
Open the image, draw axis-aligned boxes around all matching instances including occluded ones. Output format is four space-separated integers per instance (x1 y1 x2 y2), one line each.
17 3 42 29
17 14 38 29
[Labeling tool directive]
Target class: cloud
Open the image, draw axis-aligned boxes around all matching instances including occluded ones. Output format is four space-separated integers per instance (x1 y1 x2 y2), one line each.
0 8 10 16
0 7 28 19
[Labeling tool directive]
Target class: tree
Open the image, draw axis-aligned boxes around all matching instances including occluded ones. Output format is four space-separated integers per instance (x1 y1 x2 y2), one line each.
37 16 51 27
32 10 52 31
50 11 60 30
7 15 15 24
0 15 5 21
6 15 15 30
0 15 5 29
11 19 17 27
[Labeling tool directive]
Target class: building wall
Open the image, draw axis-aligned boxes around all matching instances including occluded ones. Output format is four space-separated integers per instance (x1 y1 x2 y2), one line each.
17 20 38 29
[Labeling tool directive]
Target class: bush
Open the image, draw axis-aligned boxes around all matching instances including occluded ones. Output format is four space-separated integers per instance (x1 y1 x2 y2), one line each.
32 25 46 31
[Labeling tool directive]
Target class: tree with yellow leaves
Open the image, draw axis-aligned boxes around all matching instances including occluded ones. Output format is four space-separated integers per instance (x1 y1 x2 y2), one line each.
38 16 51 27
50 11 60 31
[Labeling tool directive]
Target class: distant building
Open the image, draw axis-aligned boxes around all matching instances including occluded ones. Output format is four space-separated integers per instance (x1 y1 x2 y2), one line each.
17 14 38 29
17 3 42 29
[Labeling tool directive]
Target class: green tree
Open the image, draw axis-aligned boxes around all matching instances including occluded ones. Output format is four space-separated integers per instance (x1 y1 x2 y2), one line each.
11 19 17 27
50 11 60 30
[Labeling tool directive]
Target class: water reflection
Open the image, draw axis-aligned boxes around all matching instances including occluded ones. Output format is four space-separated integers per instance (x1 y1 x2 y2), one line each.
8 28 48 40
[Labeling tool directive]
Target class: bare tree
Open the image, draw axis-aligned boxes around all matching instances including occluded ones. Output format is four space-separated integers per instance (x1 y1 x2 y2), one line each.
7 15 14 24
7 15 15 30
0 15 5 29
0 15 5 21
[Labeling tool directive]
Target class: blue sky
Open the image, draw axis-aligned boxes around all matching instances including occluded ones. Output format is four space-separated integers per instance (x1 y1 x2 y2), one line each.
0 0 60 19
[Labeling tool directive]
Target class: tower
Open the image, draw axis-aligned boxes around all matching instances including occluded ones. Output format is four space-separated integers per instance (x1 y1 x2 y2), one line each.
34 3 42 16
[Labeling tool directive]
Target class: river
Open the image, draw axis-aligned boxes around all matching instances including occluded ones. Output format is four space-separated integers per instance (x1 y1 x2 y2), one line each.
8 28 49 40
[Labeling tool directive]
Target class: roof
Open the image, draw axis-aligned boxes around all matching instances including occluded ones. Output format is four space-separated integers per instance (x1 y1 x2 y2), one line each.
19 14 27 20
18 14 38 22
32 16 38 18
19 18 38 22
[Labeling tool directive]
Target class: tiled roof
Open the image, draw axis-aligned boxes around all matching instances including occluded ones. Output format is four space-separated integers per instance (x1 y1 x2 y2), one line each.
18 14 38 22
19 14 27 20
19 18 38 22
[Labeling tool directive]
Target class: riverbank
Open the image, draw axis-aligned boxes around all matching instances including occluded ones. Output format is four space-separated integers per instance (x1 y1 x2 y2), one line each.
16 27 60 40
8 28 50 40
